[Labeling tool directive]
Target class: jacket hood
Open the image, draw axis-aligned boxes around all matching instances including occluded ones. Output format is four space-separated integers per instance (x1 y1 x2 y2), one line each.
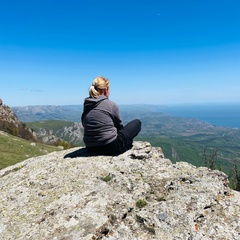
83 95 108 113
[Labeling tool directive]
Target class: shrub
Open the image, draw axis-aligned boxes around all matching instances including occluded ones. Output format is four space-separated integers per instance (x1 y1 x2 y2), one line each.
136 199 147 208
101 175 112 182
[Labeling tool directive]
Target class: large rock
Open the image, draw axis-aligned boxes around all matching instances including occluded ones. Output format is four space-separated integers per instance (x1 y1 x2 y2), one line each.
0 142 239 240
0 102 19 126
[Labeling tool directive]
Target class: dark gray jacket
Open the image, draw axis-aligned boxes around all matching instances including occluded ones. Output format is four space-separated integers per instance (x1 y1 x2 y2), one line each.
81 95 123 147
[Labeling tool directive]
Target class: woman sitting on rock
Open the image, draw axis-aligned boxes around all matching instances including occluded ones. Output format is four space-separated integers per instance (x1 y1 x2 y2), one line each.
81 76 141 155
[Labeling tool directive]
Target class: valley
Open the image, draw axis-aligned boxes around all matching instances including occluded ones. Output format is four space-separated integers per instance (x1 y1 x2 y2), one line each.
12 104 240 179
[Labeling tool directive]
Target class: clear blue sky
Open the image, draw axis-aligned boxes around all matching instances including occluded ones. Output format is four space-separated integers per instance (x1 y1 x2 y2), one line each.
1 0 240 106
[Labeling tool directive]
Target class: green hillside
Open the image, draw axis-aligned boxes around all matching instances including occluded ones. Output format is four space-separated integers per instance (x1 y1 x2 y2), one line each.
0 131 61 170
26 120 74 131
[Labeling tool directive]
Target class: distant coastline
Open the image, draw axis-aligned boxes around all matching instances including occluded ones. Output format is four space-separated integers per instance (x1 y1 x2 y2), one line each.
159 103 240 128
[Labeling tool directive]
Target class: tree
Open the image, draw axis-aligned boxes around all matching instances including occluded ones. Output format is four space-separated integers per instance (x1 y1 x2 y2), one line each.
202 145 218 170
233 160 240 191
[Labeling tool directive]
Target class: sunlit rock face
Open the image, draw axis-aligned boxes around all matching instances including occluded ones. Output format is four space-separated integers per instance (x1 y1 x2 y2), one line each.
0 141 239 240
0 100 20 127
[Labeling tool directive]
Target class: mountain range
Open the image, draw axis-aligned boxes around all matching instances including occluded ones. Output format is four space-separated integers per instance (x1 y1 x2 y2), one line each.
0 102 236 190
12 105 240 171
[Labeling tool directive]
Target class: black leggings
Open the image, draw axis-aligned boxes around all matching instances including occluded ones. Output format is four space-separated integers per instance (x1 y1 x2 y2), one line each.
87 119 142 156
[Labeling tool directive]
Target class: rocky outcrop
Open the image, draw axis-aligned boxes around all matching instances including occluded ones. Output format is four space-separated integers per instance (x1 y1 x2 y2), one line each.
0 100 37 141
35 122 83 145
0 100 20 127
0 142 239 240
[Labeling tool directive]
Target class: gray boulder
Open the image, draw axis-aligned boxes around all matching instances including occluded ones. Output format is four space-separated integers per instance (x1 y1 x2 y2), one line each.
0 141 239 239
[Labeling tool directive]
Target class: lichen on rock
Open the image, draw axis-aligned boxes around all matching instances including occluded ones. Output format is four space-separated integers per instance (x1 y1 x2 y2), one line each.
0 141 239 240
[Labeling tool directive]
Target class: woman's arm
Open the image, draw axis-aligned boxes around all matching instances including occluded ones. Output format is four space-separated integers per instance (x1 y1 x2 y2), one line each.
111 103 124 130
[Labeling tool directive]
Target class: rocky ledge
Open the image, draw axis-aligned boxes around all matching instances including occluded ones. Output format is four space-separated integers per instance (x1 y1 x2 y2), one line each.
0 142 239 240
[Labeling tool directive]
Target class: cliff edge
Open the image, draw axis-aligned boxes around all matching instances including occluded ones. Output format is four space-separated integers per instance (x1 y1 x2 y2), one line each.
0 99 36 141
0 141 239 239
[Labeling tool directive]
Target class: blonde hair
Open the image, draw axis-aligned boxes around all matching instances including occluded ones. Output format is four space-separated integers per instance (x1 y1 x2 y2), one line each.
89 76 110 98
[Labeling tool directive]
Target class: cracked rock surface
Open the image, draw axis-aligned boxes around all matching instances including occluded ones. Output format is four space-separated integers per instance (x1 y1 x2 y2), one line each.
0 141 239 240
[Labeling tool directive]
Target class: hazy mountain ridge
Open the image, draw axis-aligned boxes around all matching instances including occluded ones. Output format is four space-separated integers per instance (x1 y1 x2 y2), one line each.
13 105 82 122
12 104 173 122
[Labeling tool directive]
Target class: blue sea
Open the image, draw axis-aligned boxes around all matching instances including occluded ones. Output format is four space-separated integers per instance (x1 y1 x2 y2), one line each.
158 103 240 129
